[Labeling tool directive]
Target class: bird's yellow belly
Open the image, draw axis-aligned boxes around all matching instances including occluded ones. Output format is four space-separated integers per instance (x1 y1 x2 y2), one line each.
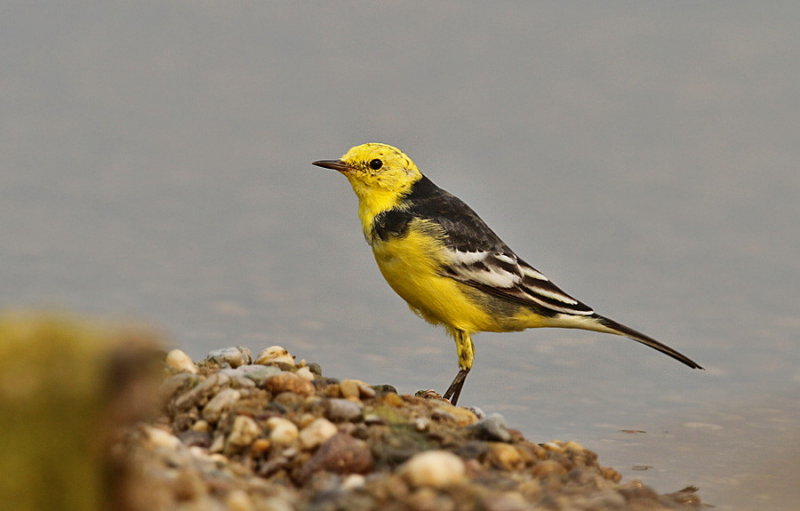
370 231 500 333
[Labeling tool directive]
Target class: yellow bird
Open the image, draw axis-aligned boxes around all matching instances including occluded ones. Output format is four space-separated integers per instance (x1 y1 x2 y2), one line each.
314 143 702 405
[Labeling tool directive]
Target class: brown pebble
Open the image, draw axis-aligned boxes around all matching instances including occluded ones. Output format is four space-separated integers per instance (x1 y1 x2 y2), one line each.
339 379 361 400
381 392 404 407
531 459 567 478
486 443 524 470
251 438 271 454
265 372 314 396
298 433 373 482
601 466 622 482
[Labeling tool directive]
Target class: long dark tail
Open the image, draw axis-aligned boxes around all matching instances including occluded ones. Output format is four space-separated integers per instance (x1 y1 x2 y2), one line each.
594 315 703 369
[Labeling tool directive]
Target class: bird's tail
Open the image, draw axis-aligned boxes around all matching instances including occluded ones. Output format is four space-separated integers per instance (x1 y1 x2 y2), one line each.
590 315 703 369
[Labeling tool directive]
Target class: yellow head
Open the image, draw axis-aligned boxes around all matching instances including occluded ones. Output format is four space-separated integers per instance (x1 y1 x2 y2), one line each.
313 143 422 202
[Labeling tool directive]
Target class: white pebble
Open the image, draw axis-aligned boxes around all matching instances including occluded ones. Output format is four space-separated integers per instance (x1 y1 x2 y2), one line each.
165 349 198 374
299 418 338 450
202 388 241 422
296 366 315 381
256 346 296 366
225 489 254 511
267 417 298 445
228 415 261 447
401 450 465 488
341 474 365 490
142 425 181 449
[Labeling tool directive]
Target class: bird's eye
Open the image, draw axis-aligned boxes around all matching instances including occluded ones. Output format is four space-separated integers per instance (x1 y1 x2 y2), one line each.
369 159 383 170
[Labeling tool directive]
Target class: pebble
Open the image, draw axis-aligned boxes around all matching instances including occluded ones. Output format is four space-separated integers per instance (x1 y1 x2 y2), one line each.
295 366 315 381
165 349 198 374
298 433 373 482
224 489 254 511
256 346 295 366
340 474 366 490
468 413 512 442
265 372 315 396
339 379 361 400
160 373 197 398
205 346 253 368
174 372 232 410
227 415 261 448
299 418 338 450
191 420 210 432
234 364 282 384
267 417 299 446
531 459 567 478
401 450 466 488
142 425 181 449
201 388 241 422
414 417 430 431
325 398 363 422
487 443 524 470
218 369 257 388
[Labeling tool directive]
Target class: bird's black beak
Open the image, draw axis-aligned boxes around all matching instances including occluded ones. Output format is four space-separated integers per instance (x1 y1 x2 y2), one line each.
313 159 350 172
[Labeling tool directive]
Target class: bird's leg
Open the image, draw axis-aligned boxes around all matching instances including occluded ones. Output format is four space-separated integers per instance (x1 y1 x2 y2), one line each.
443 330 474 405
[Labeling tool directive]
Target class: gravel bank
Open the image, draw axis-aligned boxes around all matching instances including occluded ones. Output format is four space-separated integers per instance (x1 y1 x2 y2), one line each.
114 345 702 510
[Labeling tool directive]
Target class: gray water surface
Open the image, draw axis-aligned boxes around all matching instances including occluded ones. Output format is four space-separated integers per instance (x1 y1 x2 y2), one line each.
2 3 798 510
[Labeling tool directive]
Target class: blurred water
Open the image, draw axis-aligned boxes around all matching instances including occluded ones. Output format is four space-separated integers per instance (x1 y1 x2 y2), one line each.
2 3 798 509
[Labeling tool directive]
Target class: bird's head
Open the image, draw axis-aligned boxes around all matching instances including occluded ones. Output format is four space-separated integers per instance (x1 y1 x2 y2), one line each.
313 143 422 201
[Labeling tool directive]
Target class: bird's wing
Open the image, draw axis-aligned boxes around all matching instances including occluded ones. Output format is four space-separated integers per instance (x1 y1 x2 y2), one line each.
442 248 595 316
408 184 594 317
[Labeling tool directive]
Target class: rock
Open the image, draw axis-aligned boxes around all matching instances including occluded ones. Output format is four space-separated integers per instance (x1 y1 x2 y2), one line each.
142 425 181 449
299 418 338 450
165 349 198 374
227 415 261 448
265 372 315 396
298 433 373 482
531 459 567 478
325 398 363 422
201 388 241 422
483 492 529 511
256 346 295 366
468 413 512 442
339 379 361 400
235 364 282 384
224 489 254 511
295 366 315 381
341 474 366 490
160 373 198 399
205 346 253 368
400 450 466 488
486 443 524 470
267 417 298 446
173 372 232 411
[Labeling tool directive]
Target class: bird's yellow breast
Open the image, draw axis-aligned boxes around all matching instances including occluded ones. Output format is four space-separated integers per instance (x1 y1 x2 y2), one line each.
369 221 496 333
